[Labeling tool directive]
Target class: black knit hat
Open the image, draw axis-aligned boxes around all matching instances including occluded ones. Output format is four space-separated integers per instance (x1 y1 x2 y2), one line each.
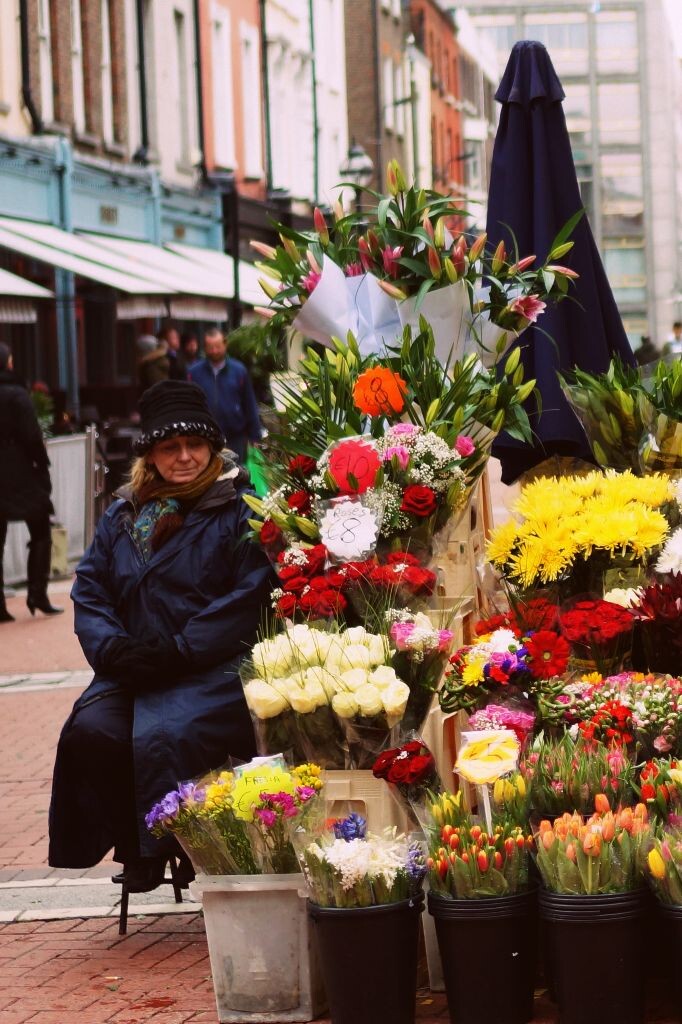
134 380 224 454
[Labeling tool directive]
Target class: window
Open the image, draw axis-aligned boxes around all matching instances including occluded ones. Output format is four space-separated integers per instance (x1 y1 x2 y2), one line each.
603 240 647 306
174 9 191 163
383 58 394 130
563 83 591 153
598 83 640 146
523 12 588 76
472 14 517 65
601 153 644 235
391 0 401 19
620 315 648 352
71 0 85 133
240 21 263 178
575 163 595 225
37 0 54 124
596 11 638 75
211 5 235 168
101 0 114 144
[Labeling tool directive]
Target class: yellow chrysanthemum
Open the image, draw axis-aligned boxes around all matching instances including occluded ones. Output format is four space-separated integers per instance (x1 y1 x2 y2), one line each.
578 672 603 684
462 659 486 686
487 518 521 565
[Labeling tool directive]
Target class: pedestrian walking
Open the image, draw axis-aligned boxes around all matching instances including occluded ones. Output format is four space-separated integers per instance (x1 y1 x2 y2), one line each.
159 324 187 381
663 321 682 358
181 330 200 367
136 334 169 389
49 380 275 892
0 343 62 621
188 326 262 462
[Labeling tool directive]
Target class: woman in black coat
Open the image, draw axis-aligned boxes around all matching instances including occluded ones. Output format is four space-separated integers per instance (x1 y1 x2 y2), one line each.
0 343 60 621
49 380 275 893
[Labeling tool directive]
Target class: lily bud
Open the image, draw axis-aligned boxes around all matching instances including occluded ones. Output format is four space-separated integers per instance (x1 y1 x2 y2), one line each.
367 229 380 253
507 254 536 275
280 234 300 262
504 346 521 376
546 264 579 279
469 232 487 262
422 214 434 240
443 257 459 283
377 279 407 300
549 241 574 260
333 198 345 221
306 249 321 275
515 380 536 404
258 277 279 300
434 217 445 249
314 207 329 246
250 240 277 260
492 409 506 433
428 246 442 279
491 240 506 275
254 306 276 320
451 244 466 277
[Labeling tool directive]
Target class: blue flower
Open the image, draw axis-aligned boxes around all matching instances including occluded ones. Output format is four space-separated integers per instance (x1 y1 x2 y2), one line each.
406 841 427 881
333 812 367 841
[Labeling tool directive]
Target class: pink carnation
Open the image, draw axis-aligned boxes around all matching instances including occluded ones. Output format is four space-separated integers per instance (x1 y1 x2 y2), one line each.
454 435 475 457
654 735 673 754
383 444 410 470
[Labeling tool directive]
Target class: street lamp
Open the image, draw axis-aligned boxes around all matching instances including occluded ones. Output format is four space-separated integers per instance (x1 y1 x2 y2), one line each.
339 142 374 209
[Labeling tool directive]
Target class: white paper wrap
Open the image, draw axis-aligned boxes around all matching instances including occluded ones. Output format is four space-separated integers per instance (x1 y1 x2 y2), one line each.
397 280 470 366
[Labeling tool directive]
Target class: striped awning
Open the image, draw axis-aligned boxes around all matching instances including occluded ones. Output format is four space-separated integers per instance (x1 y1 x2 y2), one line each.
0 299 39 323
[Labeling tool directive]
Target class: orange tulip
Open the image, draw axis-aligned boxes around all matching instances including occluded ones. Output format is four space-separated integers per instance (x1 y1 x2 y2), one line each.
594 793 611 815
565 843 577 862
634 802 648 821
582 832 602 857
542 830 556 851
538 819 553 834
601 814 616 842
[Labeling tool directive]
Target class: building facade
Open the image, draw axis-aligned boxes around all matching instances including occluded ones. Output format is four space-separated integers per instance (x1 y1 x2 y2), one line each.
457 0 682 349
344 0 410 194
410 0 463 195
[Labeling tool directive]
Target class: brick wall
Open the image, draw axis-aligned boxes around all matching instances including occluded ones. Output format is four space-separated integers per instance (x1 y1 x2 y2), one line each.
344 0 381 190
48 0 74 127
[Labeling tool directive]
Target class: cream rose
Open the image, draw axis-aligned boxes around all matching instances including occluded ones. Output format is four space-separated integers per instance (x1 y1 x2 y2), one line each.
370 665 400 690
304 667 339 699
382 680 410 723
340 668 370 692
243 680 290 719
288 686 318 714
341 644 372 670
251 638 293 679
354 683 384 718
344 626 369 645
332 691 359 718
368 634 388 665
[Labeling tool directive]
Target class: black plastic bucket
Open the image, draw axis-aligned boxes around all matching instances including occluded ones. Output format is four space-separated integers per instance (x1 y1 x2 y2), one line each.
539 888 646 1024
428 889 537 1024
660 902 682 1020
308 894 424 1024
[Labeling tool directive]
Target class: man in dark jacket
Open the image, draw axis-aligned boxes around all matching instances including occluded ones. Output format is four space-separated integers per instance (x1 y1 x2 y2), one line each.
0 343 61 620
159 324 187 381
188 327 262 462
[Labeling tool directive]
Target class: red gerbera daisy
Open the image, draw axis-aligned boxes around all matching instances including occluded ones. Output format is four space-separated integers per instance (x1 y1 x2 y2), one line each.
525 630 570 679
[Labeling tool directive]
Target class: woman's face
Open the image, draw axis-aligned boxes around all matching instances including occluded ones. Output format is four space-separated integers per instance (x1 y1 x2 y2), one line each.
147 435 211 484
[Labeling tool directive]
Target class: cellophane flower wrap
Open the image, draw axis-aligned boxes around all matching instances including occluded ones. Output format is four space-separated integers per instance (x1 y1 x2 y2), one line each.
636 574 682 677
372 736 442 828
387 609 454 730
486 470 671 594
534 796 650 895
521 734 634 818
145 758 324 875
636 758 682 822
241 623 411 769
299 812 426 908
425 794 533 899
645 827 682 904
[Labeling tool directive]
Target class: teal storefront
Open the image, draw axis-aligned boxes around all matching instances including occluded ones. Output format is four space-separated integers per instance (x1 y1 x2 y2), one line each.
0 133 224 418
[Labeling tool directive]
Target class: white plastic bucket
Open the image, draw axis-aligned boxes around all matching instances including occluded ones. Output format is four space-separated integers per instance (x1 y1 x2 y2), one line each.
189 873 327 1023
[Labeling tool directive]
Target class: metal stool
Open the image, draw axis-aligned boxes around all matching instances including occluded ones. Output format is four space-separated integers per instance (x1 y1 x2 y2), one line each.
117 855 183 935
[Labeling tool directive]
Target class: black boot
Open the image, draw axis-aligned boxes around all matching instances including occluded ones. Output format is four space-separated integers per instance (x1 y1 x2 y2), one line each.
26 535 63 616
111 856 167 893
0 521 14 622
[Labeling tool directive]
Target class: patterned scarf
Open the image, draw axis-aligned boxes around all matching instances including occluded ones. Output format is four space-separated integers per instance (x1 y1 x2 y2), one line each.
132 454 224 559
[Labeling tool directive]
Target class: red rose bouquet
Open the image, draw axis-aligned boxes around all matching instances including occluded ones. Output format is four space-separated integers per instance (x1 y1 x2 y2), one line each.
373 738 441 826
636 575 682 676
560 597 634 675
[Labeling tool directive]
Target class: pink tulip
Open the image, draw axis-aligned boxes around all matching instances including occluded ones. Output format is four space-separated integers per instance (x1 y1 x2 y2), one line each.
510 295 546 323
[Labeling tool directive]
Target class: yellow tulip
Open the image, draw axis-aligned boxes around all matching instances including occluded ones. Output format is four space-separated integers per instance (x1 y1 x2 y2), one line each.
648 848 667 881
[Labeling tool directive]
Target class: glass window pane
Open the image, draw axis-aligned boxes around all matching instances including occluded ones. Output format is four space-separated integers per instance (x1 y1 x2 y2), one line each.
603 242 647 305
601 153 644 235
598 83 640 145
563 82 591 154
471 15 518 66
596 11 638 74
523 12 588 76
620 315 648 352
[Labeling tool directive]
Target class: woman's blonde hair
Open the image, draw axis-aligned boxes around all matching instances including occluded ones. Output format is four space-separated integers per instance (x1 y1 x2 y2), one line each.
128 456 159 495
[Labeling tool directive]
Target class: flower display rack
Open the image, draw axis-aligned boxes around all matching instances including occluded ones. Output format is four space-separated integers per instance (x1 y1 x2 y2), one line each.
323 769 409 833
428 473 493 618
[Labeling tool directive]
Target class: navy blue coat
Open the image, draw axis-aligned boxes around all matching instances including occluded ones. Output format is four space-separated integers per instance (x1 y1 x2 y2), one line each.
49 478 275 865
189 358 262 461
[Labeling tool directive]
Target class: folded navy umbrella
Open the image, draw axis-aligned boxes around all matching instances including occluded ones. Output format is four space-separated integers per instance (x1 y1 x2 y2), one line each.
487 40 635 483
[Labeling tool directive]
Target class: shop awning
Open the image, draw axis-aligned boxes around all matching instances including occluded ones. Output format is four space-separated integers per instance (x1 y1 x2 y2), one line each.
0 266 53 299
81 233 234 299
166 242 264 306
0 218 175 295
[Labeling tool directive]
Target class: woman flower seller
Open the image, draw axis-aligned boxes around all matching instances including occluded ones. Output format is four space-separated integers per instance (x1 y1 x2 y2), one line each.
49 380 275 893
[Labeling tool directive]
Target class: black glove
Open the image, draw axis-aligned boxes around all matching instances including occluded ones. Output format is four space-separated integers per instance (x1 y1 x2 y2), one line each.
118 637 187 692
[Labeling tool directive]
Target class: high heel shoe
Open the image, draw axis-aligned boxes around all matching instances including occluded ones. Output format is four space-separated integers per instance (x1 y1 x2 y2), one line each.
26 595 64 616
